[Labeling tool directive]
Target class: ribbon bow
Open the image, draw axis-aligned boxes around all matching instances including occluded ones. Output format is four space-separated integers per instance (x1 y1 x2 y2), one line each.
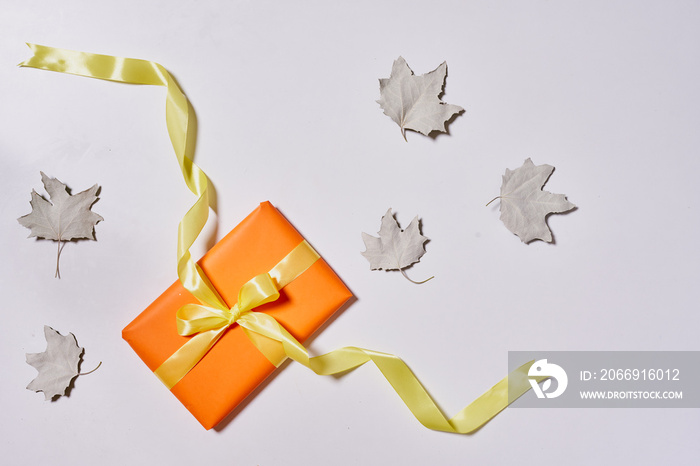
178 272 279 336
153 273 279 389
155 240 320 389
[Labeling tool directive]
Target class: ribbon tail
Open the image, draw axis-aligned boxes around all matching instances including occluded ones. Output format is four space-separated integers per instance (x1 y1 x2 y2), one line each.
447 361 544 433
239 312 538 434
238 313 311 365
241 329 288 368
19 43 169 86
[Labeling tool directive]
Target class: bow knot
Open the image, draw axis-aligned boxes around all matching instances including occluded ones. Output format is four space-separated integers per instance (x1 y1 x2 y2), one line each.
228 304 242 326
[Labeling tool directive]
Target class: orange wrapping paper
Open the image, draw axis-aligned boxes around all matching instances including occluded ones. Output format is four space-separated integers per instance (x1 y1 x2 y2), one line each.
122 201 353 429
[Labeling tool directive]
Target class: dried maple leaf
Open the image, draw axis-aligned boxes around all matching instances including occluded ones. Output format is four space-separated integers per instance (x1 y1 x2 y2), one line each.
26 326 84 400
377 57 464 140
18 172 103 278
361 209 433 284
488 158 576 243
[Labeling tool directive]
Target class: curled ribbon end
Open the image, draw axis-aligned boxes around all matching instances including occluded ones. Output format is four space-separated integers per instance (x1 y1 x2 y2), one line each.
19 43 41 68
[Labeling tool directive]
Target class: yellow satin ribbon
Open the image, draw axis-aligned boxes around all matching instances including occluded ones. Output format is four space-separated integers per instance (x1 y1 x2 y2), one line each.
21 44 541 434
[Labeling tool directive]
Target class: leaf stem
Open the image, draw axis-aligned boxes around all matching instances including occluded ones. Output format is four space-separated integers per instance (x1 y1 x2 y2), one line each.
400 268 434 285
79 361 102 376
55 240 66 279
485 196 501 207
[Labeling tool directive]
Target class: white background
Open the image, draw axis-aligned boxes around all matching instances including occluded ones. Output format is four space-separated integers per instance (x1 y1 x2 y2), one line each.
1 1 699 464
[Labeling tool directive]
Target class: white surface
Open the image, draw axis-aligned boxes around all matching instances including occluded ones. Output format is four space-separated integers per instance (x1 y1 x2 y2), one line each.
1 1 699 464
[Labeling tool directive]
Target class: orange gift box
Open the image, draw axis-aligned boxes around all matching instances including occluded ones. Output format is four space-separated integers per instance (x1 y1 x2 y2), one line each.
122 201 353 429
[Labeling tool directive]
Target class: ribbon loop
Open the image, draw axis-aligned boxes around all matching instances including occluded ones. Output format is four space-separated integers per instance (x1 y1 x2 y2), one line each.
237 273 280 313
176 304 230 336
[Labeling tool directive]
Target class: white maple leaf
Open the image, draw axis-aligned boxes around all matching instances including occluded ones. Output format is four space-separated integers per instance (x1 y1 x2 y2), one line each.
18 172 103 278
26 326 84 401
489 158 576 243
361 209 433 284
377 56 464 140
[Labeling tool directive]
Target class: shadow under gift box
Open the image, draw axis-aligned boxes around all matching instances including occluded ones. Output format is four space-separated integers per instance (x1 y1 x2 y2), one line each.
122 201 353 429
